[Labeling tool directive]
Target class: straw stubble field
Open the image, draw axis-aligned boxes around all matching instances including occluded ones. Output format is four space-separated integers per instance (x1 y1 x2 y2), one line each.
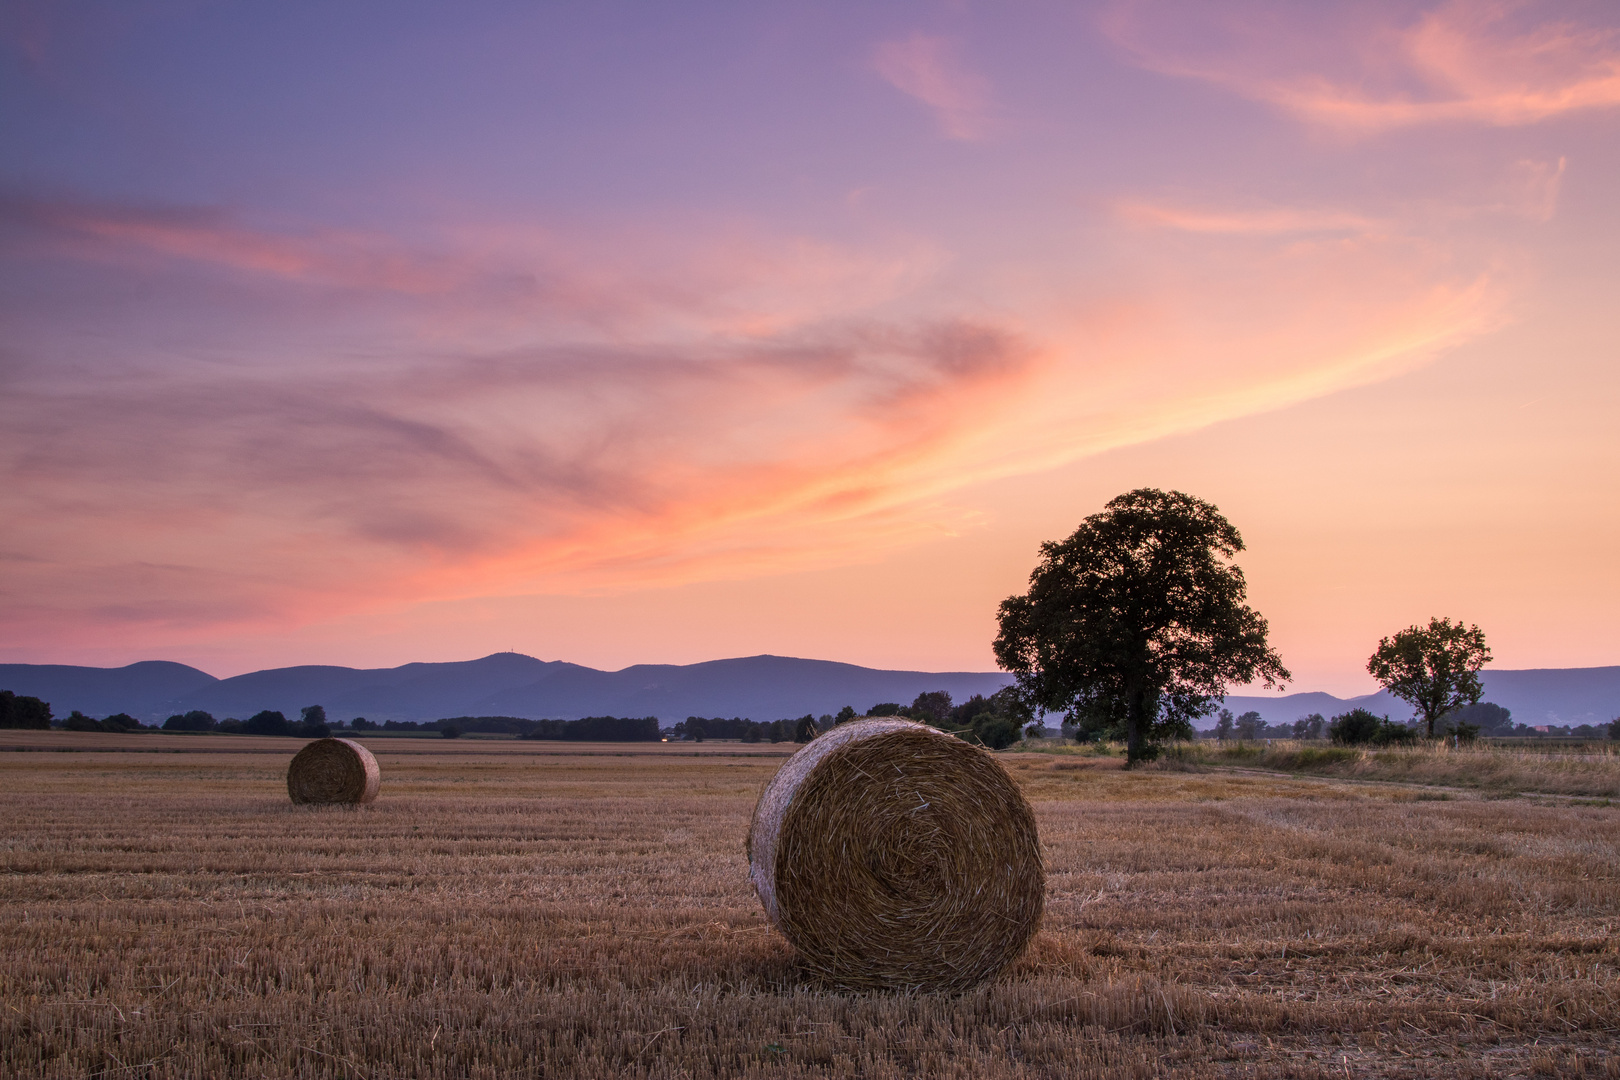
2 732 1617 1079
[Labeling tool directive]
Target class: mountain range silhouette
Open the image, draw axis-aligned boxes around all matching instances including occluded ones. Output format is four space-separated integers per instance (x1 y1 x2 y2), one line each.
2 654 1616 728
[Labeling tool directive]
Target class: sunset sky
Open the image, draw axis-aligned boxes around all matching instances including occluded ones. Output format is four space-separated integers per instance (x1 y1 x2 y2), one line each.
3 1 1617 695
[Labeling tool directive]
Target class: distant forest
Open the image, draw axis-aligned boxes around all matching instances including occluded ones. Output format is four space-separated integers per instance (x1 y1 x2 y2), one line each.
0 695 663 740
5 686 1617 745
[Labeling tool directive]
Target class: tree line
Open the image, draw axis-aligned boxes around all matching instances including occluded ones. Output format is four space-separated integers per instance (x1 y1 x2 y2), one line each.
1205 701 1619 747
0 696 668 741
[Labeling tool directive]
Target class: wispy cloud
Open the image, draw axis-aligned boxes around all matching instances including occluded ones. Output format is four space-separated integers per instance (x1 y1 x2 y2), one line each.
871 35 992 140
1114 154 1566 236
1115 200 1382 236
0 187 1502 647
1104 0 1620 132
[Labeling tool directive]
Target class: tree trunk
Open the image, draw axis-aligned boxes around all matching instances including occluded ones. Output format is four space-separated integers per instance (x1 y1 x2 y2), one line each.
1125 682 1148 766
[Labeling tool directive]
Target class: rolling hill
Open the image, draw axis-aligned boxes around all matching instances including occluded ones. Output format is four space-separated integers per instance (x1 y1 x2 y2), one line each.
3 654 1615 729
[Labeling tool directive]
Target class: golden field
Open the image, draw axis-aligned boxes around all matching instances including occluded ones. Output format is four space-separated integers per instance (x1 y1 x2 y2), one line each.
1151 740 1620 799
2 731 1617 1079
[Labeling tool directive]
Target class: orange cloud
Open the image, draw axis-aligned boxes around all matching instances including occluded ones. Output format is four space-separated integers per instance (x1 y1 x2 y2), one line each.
871 35 992 140
1104 0 1620 132
0 188 1503 647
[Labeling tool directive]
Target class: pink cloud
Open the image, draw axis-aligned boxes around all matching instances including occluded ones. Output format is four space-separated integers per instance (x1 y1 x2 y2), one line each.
1104 0 1620 132
871 35 992 140
0 187 1504 651
1115 200 1383 236
7 197 472 294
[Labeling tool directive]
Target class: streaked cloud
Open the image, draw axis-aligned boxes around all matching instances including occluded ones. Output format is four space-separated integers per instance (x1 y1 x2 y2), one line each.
1105 0 1620 132
1115 200 1383 236
0 185 1502 644
871 34 992 139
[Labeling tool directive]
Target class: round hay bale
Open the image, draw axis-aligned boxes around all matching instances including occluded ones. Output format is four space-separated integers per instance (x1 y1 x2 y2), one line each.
747 718 1043 992
287 738 380 805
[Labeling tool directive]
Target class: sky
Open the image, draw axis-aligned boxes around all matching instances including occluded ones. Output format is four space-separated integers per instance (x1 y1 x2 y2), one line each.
2 0 1617 695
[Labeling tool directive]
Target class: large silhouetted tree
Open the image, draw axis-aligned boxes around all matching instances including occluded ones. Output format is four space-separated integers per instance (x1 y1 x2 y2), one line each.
0 690 52 729
1366 617 1491 739
993 489 1289 765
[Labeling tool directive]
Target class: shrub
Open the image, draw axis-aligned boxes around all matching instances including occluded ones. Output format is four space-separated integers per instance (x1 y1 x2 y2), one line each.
63 711 102 732
966 712 1022 750
1329 708 1417 747
1444 720 1481 744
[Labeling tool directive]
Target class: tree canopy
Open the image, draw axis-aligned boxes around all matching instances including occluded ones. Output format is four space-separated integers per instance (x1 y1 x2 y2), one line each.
1366 617 1490 739
0 690 52 730
993 488 1288 764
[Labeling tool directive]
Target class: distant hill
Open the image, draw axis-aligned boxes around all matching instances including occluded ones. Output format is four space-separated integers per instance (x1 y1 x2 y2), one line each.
0 661 217 718
177 652 590 723
0 653 1015 724
1217 666 1620 729
472 655 1015 724
4 654 1614 728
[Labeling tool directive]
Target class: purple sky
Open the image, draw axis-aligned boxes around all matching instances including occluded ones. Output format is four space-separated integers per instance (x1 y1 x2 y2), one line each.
3 1 1619 694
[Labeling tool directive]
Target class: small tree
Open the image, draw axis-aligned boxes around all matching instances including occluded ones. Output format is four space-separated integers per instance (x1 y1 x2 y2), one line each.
1213 709 1235 742
908 691 953 725
102 713 144 733
793 714 818 742
1235 710 1264 740
969 712 1021 750
1441 702 1511 736
1328 709 1415 747
243 710 290 736
834 705 857 725
64 710 102 732
163 710 216 732
1367 617 1491 739
296 705 330 738
995 490 1288 764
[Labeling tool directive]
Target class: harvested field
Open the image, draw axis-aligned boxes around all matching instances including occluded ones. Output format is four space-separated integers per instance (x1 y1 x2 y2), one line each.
1153 740 1620 799
2 734 1618 1078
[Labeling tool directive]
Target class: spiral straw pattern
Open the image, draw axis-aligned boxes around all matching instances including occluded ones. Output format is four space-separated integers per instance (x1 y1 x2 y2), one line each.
747 718 1043 992
287 738 380 805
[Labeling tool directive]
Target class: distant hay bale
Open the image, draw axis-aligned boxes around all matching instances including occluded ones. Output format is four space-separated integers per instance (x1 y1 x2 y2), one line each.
286 738 380 805
747 718 1043 992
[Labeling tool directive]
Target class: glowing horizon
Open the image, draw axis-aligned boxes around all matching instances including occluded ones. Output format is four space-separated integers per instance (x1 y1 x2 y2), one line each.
3 2 1617 696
